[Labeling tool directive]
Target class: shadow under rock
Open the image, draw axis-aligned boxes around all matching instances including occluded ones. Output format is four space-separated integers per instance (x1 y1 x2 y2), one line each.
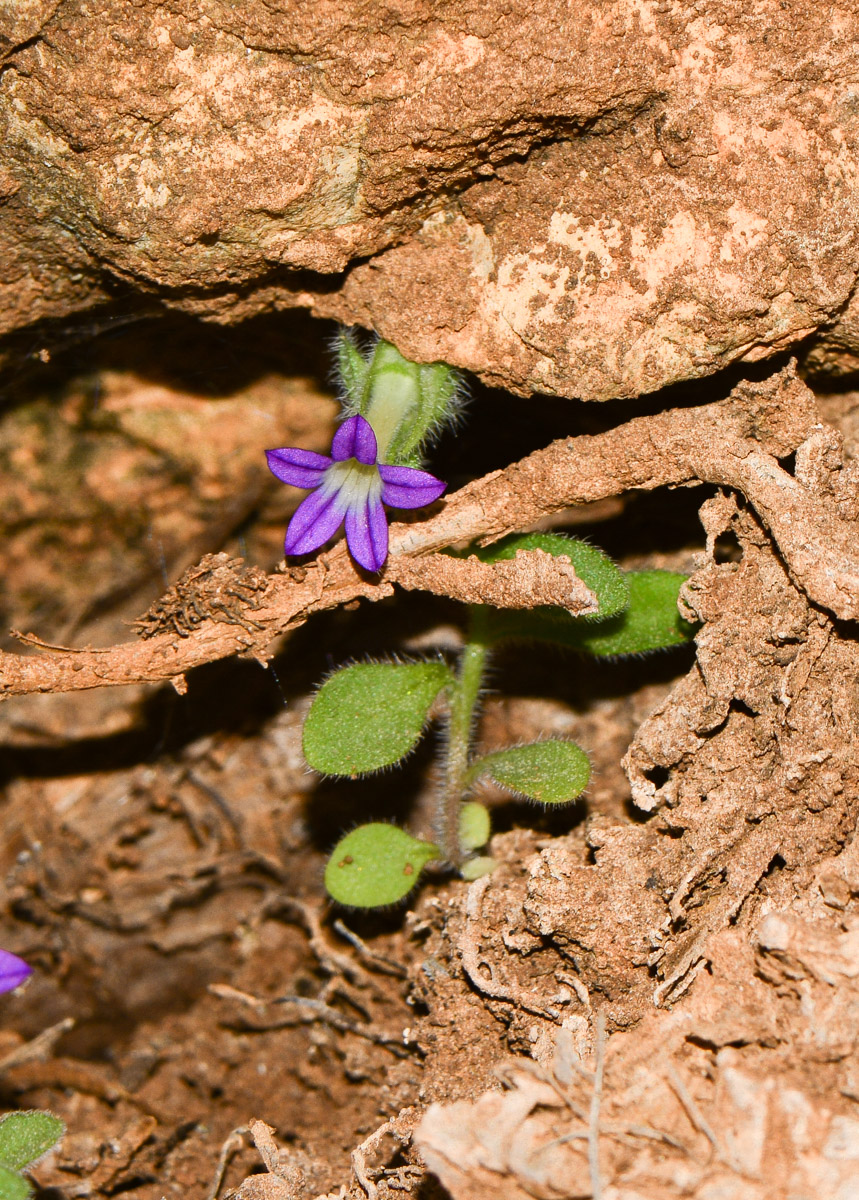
0 650 307 784
486 629 697 712
0 303 341 416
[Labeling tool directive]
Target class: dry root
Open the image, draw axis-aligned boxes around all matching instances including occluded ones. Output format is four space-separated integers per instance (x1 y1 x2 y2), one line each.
2 361 844 702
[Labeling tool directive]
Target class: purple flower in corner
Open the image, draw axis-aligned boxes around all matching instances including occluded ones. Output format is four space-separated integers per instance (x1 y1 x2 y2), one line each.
266 414 446 572
0 948 32 994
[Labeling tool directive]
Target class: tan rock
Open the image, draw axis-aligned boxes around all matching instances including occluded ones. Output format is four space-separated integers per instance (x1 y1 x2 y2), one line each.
2 1 859 396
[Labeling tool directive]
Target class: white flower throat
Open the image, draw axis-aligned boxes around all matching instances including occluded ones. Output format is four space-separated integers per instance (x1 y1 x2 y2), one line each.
322 459 383 508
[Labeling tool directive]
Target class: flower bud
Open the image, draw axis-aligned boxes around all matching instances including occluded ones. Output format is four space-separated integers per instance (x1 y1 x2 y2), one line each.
337 331 462 466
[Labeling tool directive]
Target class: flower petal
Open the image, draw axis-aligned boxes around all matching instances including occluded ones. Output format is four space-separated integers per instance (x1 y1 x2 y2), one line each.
378 464 447 509
345 491 389 572
266 447 332 489
284 484 347 557
0 948 32 994
331 414 378 465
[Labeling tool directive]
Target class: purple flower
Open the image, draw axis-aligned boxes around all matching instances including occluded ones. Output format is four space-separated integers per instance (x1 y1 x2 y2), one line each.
266 414 446 572
0 949 32 994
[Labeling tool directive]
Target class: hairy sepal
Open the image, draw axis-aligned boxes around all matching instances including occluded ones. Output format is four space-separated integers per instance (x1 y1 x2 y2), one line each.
334 332 462 465
335 329 372 411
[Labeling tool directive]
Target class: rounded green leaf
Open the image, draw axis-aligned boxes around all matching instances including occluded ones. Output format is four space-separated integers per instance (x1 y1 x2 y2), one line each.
325 824 441 907
477 533 628 622
0 1112 64 1172
303 661 453 776
0 1164 31 1200
459 801 491 852
471 741 590 805
568 570 696 657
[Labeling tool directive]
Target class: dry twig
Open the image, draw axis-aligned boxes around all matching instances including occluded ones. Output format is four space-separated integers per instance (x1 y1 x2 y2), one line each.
333 920 408 979
0 1017 75 1074
208 984 407 1054
588 1013 606 1200
205 1125 247 1200
351 1109 418 1200
666 1065 723 1160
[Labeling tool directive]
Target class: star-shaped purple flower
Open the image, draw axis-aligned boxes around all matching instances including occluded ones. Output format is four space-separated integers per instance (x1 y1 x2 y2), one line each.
0 948 32 994
266 414 446 572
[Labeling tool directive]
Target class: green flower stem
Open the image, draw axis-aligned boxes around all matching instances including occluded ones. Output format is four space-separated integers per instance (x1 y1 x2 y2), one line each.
440 608 490 866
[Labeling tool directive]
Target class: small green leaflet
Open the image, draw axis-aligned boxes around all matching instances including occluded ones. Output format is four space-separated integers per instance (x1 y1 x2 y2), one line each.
469 740 590 804
0 1112 65 1173
303 661 452 776
325 824 441 907
460 855 498 881
458 801 491 851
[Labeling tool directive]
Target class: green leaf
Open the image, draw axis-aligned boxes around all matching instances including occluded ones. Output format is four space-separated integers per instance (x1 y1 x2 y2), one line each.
324 824 441 907
460 856 498 881
459 802 491 852
470 741 590 805
0 1164 31 1200
303 660 453 776
0 1111 65 1172
336 330 371 411
562 570 695 657
482 569 695 657
476 533 629 629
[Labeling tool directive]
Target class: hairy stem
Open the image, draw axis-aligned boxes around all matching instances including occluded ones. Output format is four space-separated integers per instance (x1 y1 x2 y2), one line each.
439 608 491 866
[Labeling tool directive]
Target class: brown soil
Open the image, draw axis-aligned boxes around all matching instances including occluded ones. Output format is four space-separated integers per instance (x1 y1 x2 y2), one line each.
3 315 859 1200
